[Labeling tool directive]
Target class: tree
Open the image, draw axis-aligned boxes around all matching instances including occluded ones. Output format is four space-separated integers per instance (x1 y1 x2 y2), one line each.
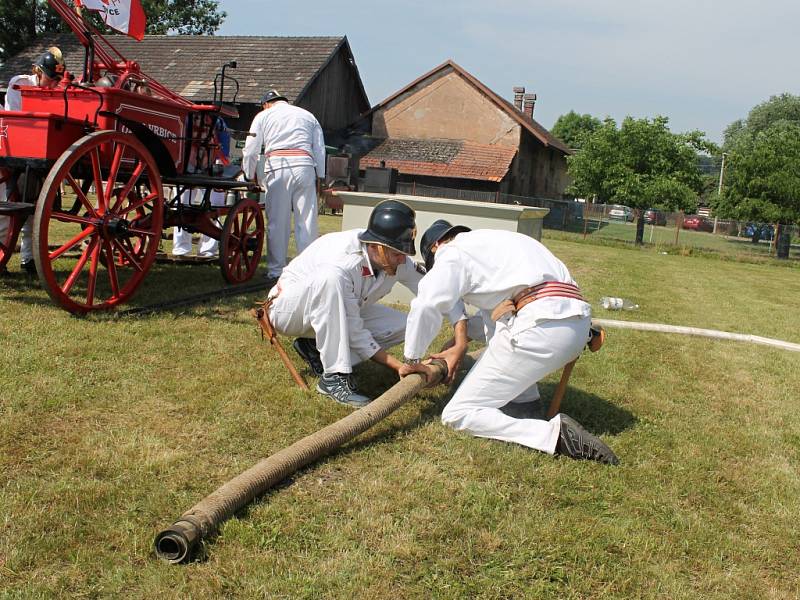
0 1 64 65
567 116 714 244
717 122 800 256
717 93 800 256
1 0 225 65
550 110 601 151
137 0 226 35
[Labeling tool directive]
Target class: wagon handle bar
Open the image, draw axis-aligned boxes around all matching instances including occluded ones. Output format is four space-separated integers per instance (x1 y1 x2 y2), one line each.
63 81 104 126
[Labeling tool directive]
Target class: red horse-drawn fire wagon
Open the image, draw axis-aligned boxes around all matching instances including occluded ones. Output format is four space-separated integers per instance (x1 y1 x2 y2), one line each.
0 0 264 313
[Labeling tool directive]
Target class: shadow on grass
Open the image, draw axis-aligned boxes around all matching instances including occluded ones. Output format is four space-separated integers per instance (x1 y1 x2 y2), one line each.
1 260 269 316
345 356 636 452
164 355 636 565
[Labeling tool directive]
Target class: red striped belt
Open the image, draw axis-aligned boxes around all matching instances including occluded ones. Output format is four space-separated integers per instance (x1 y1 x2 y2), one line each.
491 281 585 321
266 149 312 158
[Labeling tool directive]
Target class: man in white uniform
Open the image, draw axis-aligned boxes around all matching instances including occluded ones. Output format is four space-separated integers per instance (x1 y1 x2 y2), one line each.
267 201 464 407
400 220 619 465
2 47 65 274
171 188 224 257
241 89 325 285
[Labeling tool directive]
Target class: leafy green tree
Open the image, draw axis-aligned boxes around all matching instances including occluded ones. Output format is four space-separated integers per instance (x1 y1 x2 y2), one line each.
137 0 226 35
717 93 800 255
0 1 64 65
1 0 225 65
551 110 601 150
717 121 800 256
568 115 713 244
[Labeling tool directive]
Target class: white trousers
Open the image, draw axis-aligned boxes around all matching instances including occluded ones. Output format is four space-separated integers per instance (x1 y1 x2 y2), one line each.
264 165 318 278
442 315 591 454
268 273 406 374
172 189 224 257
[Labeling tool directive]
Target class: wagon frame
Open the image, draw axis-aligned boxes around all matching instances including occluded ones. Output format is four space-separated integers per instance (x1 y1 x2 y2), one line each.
0 0 265 313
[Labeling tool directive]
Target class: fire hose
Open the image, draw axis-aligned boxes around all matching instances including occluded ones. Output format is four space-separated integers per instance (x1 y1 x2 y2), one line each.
154 355 460 564
594 318 800 353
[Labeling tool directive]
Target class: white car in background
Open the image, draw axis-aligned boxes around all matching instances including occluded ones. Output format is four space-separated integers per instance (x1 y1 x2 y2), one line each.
608 204 634 222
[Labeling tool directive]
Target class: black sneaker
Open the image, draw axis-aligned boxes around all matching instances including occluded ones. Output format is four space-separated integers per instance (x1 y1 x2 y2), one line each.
293 337 324 377
316 373 371 408
555 414 619 465
20 259 36 275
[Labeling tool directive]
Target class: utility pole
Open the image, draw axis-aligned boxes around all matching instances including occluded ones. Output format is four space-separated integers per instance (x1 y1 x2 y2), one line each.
713 152 727 234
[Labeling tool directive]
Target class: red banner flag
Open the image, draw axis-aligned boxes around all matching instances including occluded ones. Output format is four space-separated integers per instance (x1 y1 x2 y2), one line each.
75 0 146 41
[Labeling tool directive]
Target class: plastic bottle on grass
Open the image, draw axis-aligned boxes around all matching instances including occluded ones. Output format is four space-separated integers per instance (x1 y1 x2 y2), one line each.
600 296 639 310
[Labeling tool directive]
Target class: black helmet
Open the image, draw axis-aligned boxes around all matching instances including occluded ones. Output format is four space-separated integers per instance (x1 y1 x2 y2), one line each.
34 49 65 80
260 89 288 104
358 200 416 255
420 219 471 270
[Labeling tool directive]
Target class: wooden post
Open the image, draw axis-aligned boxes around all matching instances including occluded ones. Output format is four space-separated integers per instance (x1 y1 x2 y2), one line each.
546 359 577 419
675 211 684 246
771 223 780 256
582 205 589 239
252 307 309 391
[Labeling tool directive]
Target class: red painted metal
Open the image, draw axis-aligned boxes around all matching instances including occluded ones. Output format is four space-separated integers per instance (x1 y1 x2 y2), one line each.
0 0 261 311
220 198 264 284
0 169 23 270
32 131 164 313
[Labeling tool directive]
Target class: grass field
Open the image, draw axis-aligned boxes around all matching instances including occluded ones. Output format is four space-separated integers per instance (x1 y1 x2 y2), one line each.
2 214 800 598
564 218 799 261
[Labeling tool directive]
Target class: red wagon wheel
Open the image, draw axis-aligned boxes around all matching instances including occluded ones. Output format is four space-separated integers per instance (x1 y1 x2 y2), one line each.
32 131 164 313
0 168 23 271
219 197 264 284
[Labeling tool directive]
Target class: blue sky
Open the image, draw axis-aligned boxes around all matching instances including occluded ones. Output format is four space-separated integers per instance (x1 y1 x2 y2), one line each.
218 0 798 144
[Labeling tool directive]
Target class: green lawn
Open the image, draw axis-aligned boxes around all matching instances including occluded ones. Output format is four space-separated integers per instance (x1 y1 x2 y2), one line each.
565 218 799 260
2 214 800 598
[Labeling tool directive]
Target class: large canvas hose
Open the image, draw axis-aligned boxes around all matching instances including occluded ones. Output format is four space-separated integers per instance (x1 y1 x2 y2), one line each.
154 357 452 564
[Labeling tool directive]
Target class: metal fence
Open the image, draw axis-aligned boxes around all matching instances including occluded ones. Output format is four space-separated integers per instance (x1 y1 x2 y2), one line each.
395 183 799 260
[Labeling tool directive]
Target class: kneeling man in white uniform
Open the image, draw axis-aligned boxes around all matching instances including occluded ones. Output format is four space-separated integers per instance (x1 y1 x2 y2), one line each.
266 201 464 408
400 221 619 465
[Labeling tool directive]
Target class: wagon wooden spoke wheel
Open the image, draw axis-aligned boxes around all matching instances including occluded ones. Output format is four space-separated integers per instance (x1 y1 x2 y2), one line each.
32 131 164 313
0 168 23 271
219 197 264 284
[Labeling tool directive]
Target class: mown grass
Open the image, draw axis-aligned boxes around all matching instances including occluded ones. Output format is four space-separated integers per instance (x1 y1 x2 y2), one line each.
564 218 799 261
1 214 799 599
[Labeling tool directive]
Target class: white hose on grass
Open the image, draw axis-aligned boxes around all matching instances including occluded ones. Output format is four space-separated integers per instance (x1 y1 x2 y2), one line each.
593 318 800 353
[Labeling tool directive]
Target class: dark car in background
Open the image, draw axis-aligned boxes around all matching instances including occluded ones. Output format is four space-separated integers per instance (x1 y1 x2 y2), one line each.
644 209 667 226
682 215 713 232
744 223 774 241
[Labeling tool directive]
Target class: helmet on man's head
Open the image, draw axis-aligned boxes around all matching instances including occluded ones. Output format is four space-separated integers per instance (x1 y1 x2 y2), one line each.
34 47 65 80
260 89 288 105
358 200 417 256
420 219 471 270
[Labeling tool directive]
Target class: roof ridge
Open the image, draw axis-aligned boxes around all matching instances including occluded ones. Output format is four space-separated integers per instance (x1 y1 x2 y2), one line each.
370 59 570 155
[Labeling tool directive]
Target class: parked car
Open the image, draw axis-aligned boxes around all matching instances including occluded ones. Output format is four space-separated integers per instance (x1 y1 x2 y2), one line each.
608 204 634 222
682 215 713 232
644 208 667 226
743 223 774 241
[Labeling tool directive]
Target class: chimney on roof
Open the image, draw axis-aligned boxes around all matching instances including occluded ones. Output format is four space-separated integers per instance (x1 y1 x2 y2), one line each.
513 86 525 111
523 93 537 118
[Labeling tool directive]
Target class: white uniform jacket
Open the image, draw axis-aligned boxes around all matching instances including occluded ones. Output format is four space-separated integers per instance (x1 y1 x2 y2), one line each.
405 229 591 359
272 229 463 362
241 101 326 182
4 74 38 111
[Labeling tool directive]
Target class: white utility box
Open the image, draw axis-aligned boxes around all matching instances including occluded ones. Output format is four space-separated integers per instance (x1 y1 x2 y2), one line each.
335 191 549 305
